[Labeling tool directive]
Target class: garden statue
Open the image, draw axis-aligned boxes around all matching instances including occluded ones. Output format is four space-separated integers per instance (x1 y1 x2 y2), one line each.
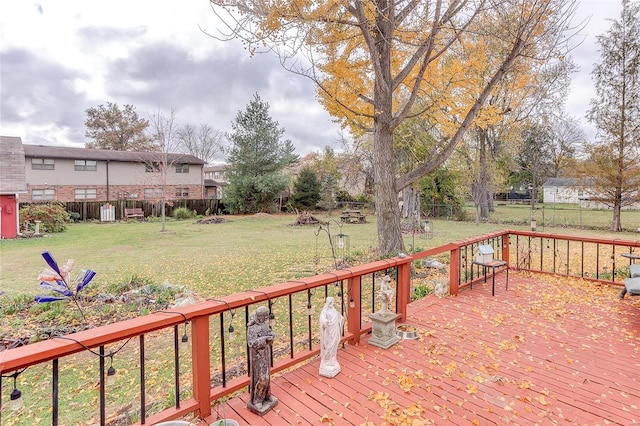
246 306 278 415
376 274 395 314
319 297 344 378
369 274 400 349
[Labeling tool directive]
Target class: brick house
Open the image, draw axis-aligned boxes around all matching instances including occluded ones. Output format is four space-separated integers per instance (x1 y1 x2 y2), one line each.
0 136 28 238
20 143 206 203
203 165 229 199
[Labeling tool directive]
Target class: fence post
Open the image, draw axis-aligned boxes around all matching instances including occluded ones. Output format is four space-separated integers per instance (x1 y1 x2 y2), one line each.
449 247 460 295
191 315 211 418
347 275 362 344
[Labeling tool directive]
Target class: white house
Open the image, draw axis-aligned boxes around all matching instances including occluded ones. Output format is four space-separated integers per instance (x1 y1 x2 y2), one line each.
542 178 584 204
543 177 640 209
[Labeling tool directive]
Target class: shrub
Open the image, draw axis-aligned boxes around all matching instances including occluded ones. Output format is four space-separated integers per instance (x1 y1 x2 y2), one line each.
173 207 194 220
20 202 71 233
412 283 434 300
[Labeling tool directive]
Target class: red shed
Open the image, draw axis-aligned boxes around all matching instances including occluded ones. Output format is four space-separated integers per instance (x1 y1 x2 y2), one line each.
0 136 27 239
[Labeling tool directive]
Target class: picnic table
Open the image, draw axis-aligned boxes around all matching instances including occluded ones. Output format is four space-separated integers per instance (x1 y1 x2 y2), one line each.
340 210 366 224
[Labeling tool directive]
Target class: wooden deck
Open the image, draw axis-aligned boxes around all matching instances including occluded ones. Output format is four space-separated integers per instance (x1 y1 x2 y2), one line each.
208 271 640 425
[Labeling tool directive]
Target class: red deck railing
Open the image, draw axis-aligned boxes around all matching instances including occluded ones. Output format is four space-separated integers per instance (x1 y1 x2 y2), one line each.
1 229 639 425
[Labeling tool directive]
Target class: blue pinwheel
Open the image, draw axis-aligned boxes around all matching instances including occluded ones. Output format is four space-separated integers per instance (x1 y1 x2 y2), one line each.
35 251 97 319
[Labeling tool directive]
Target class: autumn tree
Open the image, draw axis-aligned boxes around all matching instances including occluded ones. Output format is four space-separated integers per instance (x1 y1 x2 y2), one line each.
209 0 577 255
177 123 224 165
546 115 583 178
315 146 341 185
581 0 640 232
224 93 299 213
291 166 322 210
85 102 154 151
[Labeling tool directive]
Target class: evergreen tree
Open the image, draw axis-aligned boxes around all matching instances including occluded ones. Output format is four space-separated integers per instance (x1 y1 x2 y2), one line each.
582 0 640 232
291 166 321 210
318 174 338 211
224 94 299 213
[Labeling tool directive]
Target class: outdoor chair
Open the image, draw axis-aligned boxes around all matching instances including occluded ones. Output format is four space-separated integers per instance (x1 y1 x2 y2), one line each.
621 264 640 298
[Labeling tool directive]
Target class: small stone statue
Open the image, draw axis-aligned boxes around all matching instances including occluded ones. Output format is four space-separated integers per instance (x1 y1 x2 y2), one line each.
246 306 278 415
376 274 395 314
319 297 344 378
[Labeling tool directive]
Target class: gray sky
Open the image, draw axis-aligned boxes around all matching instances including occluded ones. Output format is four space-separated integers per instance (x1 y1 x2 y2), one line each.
0 0 624 160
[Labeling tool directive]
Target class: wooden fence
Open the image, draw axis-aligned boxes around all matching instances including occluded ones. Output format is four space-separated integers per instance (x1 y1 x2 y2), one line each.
20 199 222 221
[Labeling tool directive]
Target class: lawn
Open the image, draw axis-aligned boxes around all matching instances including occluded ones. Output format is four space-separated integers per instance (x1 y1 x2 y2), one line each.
2 207 639 299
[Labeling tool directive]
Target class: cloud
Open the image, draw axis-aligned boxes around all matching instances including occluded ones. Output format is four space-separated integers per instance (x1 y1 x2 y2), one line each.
0 0 625 155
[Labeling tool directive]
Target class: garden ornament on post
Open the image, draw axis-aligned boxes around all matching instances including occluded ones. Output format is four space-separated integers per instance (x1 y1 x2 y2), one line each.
246 306 278 415
368 274 400 349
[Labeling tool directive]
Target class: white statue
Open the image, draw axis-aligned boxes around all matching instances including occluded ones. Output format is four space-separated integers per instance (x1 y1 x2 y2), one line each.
319 297 344 378
376 274 395 314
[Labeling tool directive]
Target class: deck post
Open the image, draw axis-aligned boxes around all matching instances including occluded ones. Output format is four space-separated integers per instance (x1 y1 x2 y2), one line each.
502 233 510 264
347 275 362 343
449 247 460 295
396 259 412 321
191 315 211 418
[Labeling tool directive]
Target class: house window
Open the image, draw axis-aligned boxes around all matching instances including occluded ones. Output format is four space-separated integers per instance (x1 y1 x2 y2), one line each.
74 160 97 171
31 158 55 170
145 163 160 173
175 187 189 197
144 188 163 199
175 164 189 173
32 189 55 200
75 188 97 199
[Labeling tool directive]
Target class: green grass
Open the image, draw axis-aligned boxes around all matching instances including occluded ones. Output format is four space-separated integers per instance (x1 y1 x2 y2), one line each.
473 202 640 231
2 208 639 299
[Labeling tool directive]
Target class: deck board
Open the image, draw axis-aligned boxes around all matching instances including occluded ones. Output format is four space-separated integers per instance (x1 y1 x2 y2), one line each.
208 271 640 425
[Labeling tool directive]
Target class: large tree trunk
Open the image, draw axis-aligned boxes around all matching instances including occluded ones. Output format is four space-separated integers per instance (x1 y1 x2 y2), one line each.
374 122 405 257
611 196 622 232
372 2 404 257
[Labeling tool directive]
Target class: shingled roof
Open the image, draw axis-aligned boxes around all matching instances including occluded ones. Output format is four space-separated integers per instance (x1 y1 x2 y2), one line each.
23 144 206 165
0 136 27 194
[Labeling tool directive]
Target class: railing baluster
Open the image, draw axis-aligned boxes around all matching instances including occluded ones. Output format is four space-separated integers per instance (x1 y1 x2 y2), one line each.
53 358 59 426
140 334 146 424
245 306 250 377
173 325 180 409
219 314 226 387
288 294 294 358
371 273 376 314
307 289 313 351
99 345 106 426
596 243 600 280
612 245 616 282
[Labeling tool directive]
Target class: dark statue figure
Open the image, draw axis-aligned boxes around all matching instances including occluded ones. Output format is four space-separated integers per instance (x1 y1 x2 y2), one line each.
246 306 278 415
